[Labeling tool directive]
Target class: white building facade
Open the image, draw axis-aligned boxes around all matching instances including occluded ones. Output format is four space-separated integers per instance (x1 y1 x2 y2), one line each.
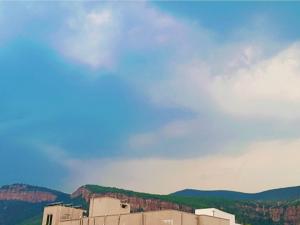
195 208 241 225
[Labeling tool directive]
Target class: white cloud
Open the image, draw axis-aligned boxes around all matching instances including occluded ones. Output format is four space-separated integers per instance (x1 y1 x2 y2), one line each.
148 40 271 110
2 1 300 194
149 40 300 121
210 42 300 119
53 2 194 70
55 8 121 69
3 1 300 121
69 3 298 122
63 138 300 194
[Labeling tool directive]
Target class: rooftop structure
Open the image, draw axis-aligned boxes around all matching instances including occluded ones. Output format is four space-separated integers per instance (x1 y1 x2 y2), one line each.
42 204 85 225
89 196 130 217
42 197 240 225
195 208 241 225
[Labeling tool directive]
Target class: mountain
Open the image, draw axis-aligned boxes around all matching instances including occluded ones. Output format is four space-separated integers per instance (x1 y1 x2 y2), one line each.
172 186 300 200
70 184 300 225
0 184 71 225
2 183 300 225
0 184 70 203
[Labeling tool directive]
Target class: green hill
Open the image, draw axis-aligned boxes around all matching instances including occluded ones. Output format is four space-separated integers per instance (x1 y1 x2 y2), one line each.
2 184 300 225
172 186 300 200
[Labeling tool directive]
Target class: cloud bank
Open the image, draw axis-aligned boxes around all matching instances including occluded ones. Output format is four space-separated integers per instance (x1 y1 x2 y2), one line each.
1 2 300 192
63 137 300 194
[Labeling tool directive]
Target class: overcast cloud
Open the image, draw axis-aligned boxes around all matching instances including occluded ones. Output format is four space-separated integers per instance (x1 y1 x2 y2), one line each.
1 1 300 193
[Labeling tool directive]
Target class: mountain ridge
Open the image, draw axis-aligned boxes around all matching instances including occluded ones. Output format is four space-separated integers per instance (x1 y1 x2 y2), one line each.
172 185 300 200
1 183 300 225
0 183 70 203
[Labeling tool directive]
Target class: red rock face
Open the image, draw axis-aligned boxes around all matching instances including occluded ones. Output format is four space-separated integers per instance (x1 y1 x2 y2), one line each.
0 184 57 203
102 192 193 213
280 206 300 225
72 187 300 225
269 207 283 222
239 204 300 225
71 186 92 202
71 187 193 213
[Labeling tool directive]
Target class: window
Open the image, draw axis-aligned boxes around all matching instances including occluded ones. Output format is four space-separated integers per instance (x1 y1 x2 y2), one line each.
46 214 53 225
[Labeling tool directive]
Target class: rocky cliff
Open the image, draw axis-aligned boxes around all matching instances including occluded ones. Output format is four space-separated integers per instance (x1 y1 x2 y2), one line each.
245 203 300 225
0 184 71 225
71 186 193 213
2 183 300 225
71 185 300 225
0 184 57 203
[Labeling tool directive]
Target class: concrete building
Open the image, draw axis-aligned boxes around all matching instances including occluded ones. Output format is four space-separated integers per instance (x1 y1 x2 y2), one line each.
42 197 239 225
89 197 130 217
195 208 241 225
42 203 85 225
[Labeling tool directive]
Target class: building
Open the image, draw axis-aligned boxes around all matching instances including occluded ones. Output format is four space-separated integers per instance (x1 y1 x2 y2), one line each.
89 197 130 217
195 208 241 225
42 203 85 225
42 197 239 225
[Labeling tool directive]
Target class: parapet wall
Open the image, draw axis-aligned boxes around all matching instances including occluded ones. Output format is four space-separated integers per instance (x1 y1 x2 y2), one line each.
59 210 230 225
198 215 230 225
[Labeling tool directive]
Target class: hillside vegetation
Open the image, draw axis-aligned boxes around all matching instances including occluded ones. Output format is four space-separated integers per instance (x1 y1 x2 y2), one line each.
2 184 300 225
172 186 300 200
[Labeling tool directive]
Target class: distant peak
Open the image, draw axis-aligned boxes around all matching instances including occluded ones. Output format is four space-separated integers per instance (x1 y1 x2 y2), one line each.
0 183 32 190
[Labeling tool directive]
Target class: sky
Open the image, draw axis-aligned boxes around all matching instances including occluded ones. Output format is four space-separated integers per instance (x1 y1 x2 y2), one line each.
1 1 300 194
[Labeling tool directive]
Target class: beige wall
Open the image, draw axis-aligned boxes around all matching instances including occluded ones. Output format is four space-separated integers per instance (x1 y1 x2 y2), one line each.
42 206 60 225
198 215 230 225
119 213 143 225
54 210 230 225
60 220 80 225
42 199 231 225
182 212 198 225
105 215 120 225
42 205 84 225
144 210 181 225
59 210 229 225
82 218 89 225
94 216 105 225
89 197 130 217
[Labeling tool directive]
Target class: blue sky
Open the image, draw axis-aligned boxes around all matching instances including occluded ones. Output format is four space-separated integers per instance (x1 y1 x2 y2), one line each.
1 2 300 194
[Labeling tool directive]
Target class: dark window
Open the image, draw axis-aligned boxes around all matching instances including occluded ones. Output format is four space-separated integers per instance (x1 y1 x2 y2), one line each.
49 215 53 225
46 214 53 225
46 215 49 225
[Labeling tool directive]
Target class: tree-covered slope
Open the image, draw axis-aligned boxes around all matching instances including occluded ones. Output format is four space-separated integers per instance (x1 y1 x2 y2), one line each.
0 184 70 225
172 186 300 201
3 184 300 225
